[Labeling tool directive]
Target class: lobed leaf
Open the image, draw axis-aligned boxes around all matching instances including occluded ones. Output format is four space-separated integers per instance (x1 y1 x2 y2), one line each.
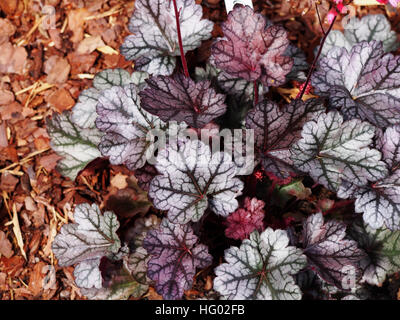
211 5 292 87
246 98 324 178
143 219 212 300
348 220 400 286
72 69 139 129
46 112 102 180
139 74 227 128
120 0 213 75
95 84 164 170
214 228 307 300
149 138 244 224
302 213 365 290
52 203 121 267
322 15 398 57
291 111 387 191
312 41 400 128
337 125 400 230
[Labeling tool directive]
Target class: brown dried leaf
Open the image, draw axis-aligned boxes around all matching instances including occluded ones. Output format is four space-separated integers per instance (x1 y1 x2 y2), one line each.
77 36 105 55
68 9 90 44
28 261 47 297
47 88 75 112
44 56 71 84
0 19 16 45
0 172 19 192
0 42 27 75
0 231 13 258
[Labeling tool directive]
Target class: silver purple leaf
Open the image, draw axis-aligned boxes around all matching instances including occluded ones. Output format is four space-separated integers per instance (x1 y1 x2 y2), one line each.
211 5 293 87
72 69 139 129
245 98 324 178
291 111 387 191
143 218 212 300
348 220 400 286
377 125 400 172
52 203 121 267
214 228 307 300
339 174 400 230
95 84 165 170
302 213 365 290
149 139 244 224
120 0 213 76
139 74 227 128
46 112 102 180
74 258 102 289
322 15 398 57
337 125 400 230
312 41 400 128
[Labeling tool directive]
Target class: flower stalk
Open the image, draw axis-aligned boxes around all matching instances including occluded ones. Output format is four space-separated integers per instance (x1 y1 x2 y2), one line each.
172 0 190 77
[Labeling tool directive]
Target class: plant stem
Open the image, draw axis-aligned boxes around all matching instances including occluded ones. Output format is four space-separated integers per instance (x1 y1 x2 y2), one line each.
297 15 337 101
253 80 259 107
172 0 189 77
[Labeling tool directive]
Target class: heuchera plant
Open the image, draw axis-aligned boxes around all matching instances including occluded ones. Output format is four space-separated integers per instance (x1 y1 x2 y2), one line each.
47 0 400 300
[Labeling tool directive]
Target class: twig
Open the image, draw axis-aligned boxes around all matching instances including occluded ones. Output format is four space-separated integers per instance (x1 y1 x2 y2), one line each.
297 15 337 101
171 0 190 77
315 3 326 35
253 80 259 106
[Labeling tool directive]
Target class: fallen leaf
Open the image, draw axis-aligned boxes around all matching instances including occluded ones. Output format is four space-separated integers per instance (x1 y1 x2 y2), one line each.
44 56 71 84
28 261 47 297
0 19 16 44
0 172 19 192
77 36 105 55
68 9 90 44
0 255 25 277
0 231 13 258
67 52 98 74
39 153 63 171
0 42 27 74
0 101 23 120
0 89 15 105
47 88 75 112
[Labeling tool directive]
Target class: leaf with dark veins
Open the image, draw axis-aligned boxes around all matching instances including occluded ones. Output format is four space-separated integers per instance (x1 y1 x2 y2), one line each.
211 5 292 87
377 125 400 172
302 213 365 290
143 218 212 300
149 139 244 224
245 98 324 178
312 41 400 128
322 15 398 57
348 220 400 286
139 74 227 128
337 125 400 230
46 112 102 180
95 84 165 170
52 203 121 267
72 69 138 129
120 0 213 75
291 111 387 191
74 258 103 289
214 228 307 300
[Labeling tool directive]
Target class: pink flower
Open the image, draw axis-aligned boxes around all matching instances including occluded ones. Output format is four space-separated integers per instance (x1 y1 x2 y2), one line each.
326 8 337 24
377 0 399 6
